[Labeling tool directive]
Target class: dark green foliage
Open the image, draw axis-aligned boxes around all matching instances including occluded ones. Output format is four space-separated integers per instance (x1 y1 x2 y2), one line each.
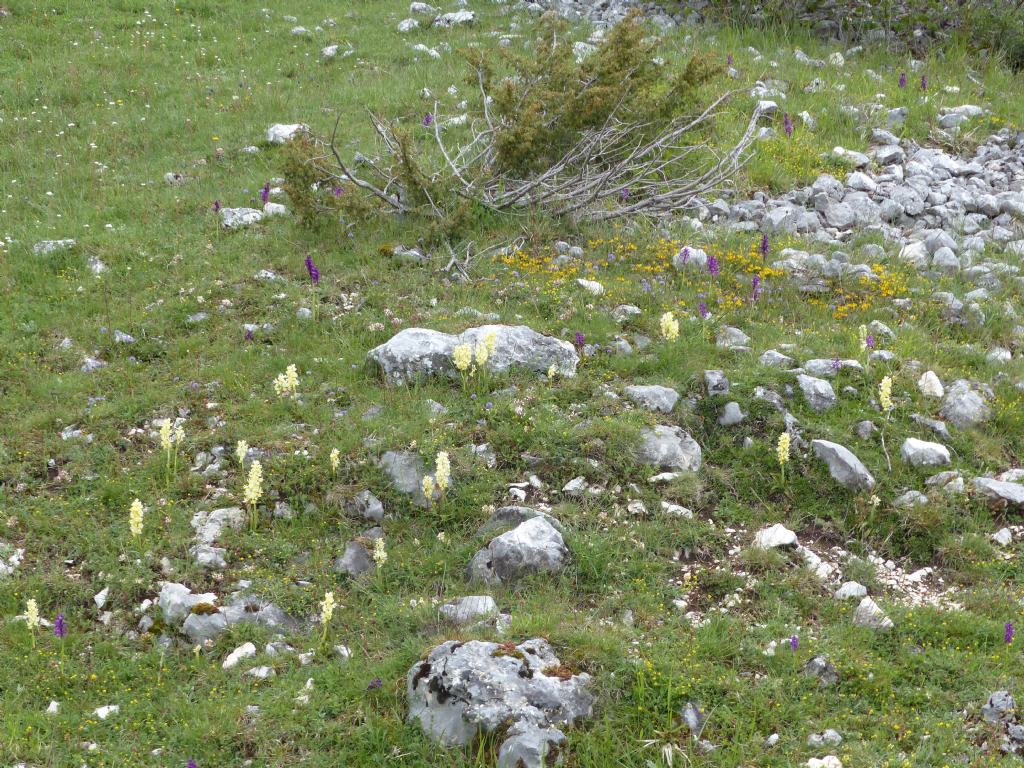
485 12 720 176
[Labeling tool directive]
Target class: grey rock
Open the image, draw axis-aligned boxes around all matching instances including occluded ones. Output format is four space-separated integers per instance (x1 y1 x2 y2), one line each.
983 691 1017 724
611 304 642 323
937 382 987 430
347 490 384 522
158 582 218 624
497 722 567 768
334 541 374 578
834 581 867 599
855 420 877 439
266 123 307 144
368 325 579 385
893 490 929 508
220 207 263 229
853 596 893 630
467 517 569 585
191 507 244 546
636 426 702 472
760 349 795 367
797 374 837 412
704 369 730 395
624 385 679 413
802 656 839 687
974 477 1024 508
182 611 228 643
439 596 499 625
379 451 432 507
754 523 798 549
407 638 592 751
479 506 565 536
672 246 709 270
33 238 77 256
716 326 751 350
808 729 843 747
900 438 951 467
718 402 746 426
812 439 875 491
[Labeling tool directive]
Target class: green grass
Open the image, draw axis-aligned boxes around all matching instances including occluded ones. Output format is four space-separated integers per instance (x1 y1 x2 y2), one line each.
2 2 1024 766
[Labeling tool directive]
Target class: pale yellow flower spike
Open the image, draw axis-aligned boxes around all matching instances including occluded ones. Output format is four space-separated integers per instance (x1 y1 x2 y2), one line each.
244 460 264 506
25 599 39 630
434 451 451 493
159 420 172 451
879 376 893 413
330 448 340 474
129 499 145 537
776 432 790 466
421 475 435 503
660 311 679 341
452 343 472 372
235 440 249 465
320 591 335 625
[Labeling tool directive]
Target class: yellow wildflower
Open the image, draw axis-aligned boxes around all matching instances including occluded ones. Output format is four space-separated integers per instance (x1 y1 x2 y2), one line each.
129 499 144 537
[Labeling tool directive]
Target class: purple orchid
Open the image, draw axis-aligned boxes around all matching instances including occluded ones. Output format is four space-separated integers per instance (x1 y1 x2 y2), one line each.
751 274 761 300
619 187 631 201
304 254 320 286
899 72 907 89
783 112 793 137
1007 621 1015 644
831 357 842 372
259 182 270 204
698 301 709 319
367 677 383 690
679 246 690 265
790 635 799 651
727 53 733 67
574 331 585 347
244 328 254 341
707 255 720 277
921 74 928 92
188 761 198 768
54 614 67 639
866 334 875 349
760 233 770 258
212 200 221 212
422 112 434 127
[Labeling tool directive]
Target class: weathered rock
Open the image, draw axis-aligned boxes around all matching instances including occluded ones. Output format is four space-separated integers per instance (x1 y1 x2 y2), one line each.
754 523 798 549
477 506 566 537
220 207 263 229
852 596 893 630
624 384 679 413
368 326 579 385
467 517 569 585
802 656 839 687
191 507 245 546
266 123 308 144
636 426 702 472
33 239 76 256
834 581 867 599
797 374 837 412
974 477 1024 508
347 490 384 522
941 379 991 428
718 402 746 426
408 638 592 759
918 371 944 398
334 541 375 578
158 582 218 624
379 451 432 507
439 596 499 625
704 369 730 395
901 438 951 467
812 440 875 491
